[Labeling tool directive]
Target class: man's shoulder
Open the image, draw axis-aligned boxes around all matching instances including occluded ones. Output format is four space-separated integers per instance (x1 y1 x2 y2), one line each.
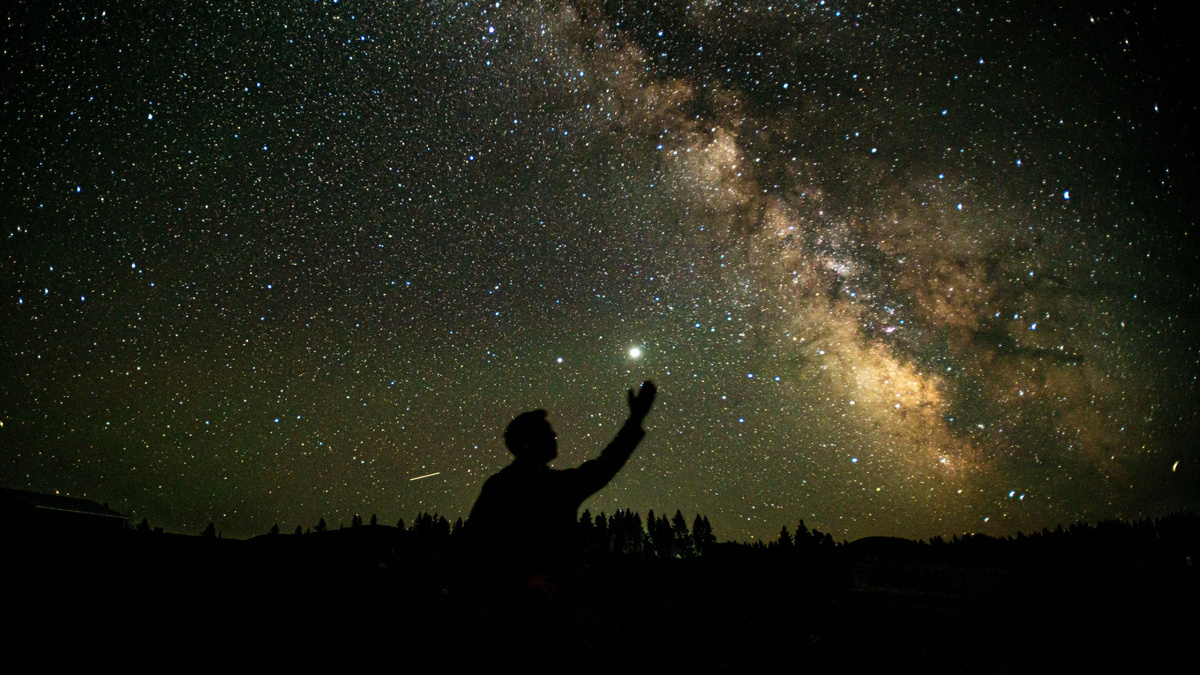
482 461 535 488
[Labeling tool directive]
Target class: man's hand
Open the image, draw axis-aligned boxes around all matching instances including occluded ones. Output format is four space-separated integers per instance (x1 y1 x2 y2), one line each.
627 380 657 424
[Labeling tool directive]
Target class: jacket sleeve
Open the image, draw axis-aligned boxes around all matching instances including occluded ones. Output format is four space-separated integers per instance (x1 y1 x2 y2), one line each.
567 419 646 501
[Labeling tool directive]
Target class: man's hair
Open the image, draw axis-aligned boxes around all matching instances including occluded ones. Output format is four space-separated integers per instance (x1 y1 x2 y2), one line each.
505 409 548 454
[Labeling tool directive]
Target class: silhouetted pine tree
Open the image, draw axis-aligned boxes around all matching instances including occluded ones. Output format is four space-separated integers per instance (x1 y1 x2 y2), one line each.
411 512 451 541
647 510 673 558
606 510 622 554
795 519 812 549
202 522 216 538
634 512 647 555
414 512 432 532
672 510 694 558
692 515 716 556
775 525 794 551
579 510 596 558
591 512 611 559
616 511 646 556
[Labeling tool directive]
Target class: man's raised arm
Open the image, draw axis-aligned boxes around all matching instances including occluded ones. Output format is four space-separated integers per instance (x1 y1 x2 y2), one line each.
572 381 657 497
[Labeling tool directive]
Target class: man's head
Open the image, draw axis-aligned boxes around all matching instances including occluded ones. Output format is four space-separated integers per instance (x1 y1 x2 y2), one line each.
505 409 558 464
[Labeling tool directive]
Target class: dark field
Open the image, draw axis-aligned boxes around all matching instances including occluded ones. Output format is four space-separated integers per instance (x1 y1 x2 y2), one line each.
9 522 1193 670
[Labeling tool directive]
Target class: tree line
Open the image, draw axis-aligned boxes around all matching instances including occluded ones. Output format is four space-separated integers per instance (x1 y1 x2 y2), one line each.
135 509 1197 565
249 508 842 561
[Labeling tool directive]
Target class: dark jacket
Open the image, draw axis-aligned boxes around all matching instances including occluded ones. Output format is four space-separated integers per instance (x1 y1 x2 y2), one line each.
467 420 645 578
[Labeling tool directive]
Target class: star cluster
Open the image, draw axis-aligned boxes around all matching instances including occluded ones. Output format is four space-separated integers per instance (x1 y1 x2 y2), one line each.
2 0 1196 540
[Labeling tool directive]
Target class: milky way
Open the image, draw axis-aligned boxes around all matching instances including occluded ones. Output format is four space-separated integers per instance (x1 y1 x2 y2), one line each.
2 1 1196 540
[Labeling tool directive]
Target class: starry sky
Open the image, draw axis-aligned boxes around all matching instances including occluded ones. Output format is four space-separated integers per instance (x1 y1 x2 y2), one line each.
2 0 1196 541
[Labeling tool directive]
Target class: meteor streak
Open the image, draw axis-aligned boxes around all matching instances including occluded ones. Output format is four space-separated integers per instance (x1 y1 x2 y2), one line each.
408 471 441 481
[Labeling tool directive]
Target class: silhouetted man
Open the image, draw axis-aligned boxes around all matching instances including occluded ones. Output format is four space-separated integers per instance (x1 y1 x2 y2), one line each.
468 381 657 593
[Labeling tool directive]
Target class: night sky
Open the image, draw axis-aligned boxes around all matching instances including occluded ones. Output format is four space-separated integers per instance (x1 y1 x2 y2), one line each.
2 1 1196 542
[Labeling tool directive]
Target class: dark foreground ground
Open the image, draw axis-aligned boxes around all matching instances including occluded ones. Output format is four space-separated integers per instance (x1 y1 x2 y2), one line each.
7 526 1193 671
